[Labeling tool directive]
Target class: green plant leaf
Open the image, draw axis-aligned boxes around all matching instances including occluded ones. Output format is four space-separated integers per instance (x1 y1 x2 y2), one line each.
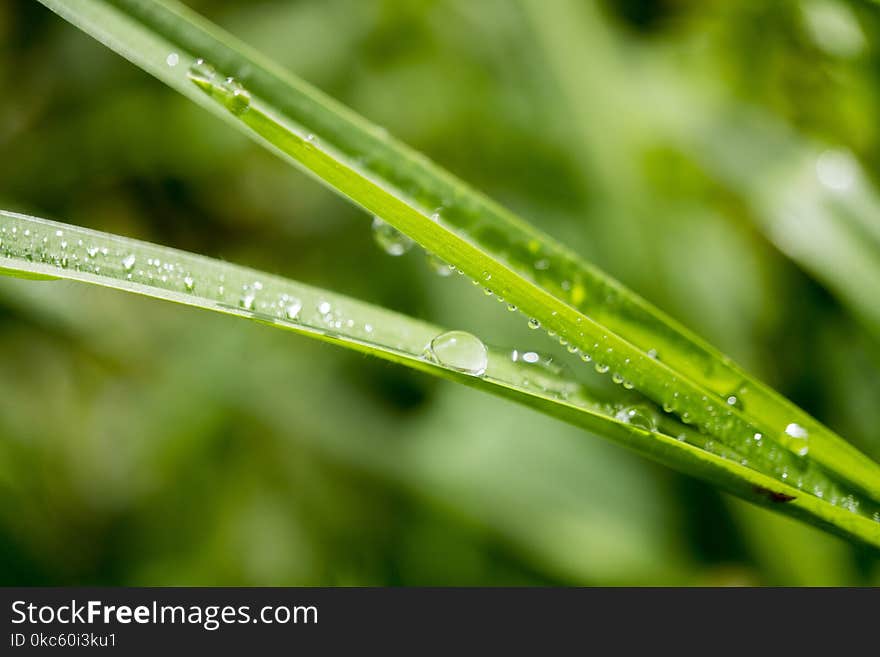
30 0 880 543
3 208 878 546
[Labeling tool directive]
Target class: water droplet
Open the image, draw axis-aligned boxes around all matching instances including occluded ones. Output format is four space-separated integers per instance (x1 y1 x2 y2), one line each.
579 352 591 362
647 348 658 359
121 254 136 271
188 58 218 93
522 351 540 364
782 423 809 456
372 216 413 256
566 344 578 354
615 405 657 431
426 253 453 276
527 318 541 330
285 300 302 319
221 77 251 115
507 303 517 312
318 301 332 315
183 275 194 291
187 59 250 115
726 395 742 409
594 363 609 374
240 293 255 311
428 330 488 376
816 149 856 191
611 373 624 385
166 52 179 67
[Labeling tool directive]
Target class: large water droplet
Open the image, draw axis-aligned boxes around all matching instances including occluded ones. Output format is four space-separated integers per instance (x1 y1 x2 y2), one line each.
521 351 540 364
285 300 302 320
816 149 856 191
240 293 255 311
782 423 809 456
426 253 453 277
428 330 488 376
188 58 218 93
527 318 541 330
615 405 657 432
121 254 136 271
188 59 250 115
220 77 251 115
372 216 413 256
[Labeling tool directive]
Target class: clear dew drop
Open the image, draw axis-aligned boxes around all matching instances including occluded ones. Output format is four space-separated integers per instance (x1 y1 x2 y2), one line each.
815 149 856 191
285 300 302 320
183 275 194 292
187 59 250 115
318 301 332 315
427 330 488 376
611 373 624 385
579 352 592 362
782 423 809 456
221 77 251 115
615 405 657 432
527 318 541 330
522 351 540 364
188 58 218 93
371 216 414 256
166 52 179 67
594 363 609 374
240 293 255 311
426 253 453 277
121 254 136 271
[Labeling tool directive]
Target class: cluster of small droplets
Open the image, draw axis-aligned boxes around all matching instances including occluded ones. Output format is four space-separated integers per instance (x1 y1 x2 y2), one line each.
188 58 251 115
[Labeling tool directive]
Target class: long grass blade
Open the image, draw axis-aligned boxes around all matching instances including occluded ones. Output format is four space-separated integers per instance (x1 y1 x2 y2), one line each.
29 0 880 540
2 209 879 546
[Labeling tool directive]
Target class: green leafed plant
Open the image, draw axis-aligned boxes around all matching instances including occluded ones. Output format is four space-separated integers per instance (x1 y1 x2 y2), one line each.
14 0 880 547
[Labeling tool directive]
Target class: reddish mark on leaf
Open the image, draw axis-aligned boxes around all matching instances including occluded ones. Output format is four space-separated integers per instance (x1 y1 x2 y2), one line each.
754 486 796 503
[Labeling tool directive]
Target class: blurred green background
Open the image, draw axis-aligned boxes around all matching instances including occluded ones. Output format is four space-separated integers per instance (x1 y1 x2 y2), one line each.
2 0 880 585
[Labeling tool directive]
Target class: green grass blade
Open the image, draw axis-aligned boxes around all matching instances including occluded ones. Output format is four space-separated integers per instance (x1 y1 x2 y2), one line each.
31 1 880 527
3 209 879 547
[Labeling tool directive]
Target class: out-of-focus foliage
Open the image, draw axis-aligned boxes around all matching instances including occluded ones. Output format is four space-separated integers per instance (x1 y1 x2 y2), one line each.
1 0 878 584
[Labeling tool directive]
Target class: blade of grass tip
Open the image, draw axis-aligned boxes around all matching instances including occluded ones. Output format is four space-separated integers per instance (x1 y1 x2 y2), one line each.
517 0 880 498
2 209 879 546
32 1 880 529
